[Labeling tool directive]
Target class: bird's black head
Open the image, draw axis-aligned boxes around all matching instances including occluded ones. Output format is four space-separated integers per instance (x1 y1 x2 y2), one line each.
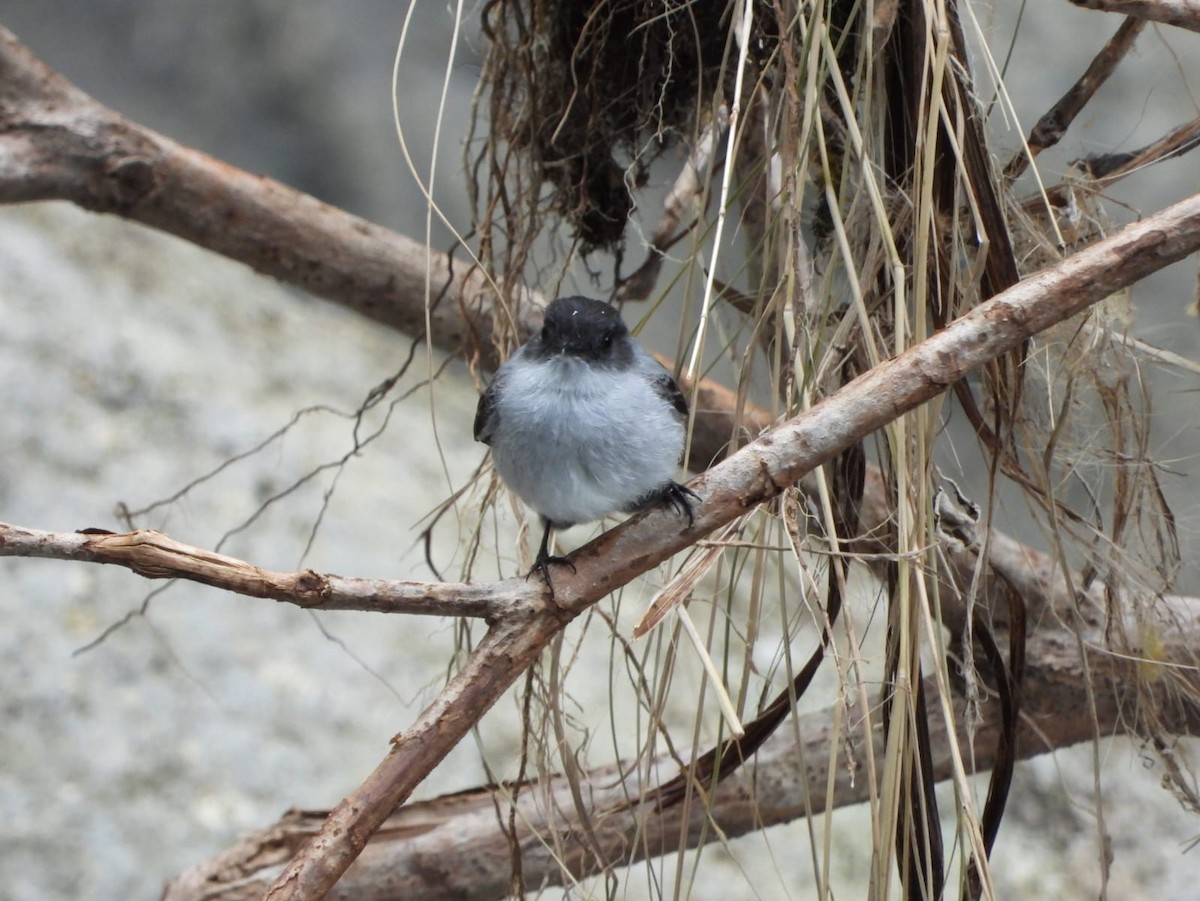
532 296 632 365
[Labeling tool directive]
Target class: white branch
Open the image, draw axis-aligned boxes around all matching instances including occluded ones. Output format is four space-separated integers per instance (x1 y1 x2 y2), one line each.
1069 0 1200 33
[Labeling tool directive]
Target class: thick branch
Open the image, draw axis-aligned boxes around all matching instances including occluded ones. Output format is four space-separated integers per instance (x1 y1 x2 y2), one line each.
165 593 1200 899
0 26 537 372
1068 0 1200 33
0 523 515 619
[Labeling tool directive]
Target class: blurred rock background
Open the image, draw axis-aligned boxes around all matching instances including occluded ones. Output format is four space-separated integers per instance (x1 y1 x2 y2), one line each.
1 2 1198 899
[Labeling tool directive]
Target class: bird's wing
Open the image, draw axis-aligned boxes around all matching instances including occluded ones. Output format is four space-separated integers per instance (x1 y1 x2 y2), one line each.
649 366 689 422
474 373 503 444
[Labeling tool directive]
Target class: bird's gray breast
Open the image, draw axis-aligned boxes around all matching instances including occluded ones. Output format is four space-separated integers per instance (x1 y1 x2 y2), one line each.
487 354 685 526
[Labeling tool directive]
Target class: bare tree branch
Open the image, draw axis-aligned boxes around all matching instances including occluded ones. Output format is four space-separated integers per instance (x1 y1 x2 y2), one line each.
1077 115 1200 179
0 25 537 372
1005 16 1146 179
617 118 722 302
164 591 1200 900
0 523 513 619
1068 0 1200 33
1028 115 1200 212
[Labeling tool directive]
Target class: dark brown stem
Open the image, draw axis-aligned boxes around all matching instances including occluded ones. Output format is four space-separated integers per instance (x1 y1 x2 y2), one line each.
1005 17 1146 179
1026 116 1200 211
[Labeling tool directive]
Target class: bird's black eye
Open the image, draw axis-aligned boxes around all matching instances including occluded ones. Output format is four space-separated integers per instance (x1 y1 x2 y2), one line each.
601 332 614 350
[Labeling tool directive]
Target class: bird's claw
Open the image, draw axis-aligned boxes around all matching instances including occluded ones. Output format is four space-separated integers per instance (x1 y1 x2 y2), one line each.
527 553 576 598
660 481 701 528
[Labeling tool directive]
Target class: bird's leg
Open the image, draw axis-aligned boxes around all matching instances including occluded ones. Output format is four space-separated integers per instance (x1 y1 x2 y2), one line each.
528 519 575 596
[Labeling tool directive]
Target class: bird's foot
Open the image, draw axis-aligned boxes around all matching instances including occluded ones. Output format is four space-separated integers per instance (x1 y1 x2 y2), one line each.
649 481 702 528
527 553 576 598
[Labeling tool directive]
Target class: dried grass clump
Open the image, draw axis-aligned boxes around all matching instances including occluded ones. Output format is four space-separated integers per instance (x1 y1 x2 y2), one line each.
478 0 771 254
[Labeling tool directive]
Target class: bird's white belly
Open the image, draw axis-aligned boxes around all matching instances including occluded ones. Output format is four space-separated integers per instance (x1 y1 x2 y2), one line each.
490 357 684 527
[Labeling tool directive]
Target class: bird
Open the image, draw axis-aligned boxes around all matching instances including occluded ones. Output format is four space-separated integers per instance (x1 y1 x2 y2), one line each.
474 295 699 588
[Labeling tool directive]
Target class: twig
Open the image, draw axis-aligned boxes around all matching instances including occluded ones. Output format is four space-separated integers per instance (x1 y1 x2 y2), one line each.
0 523 515 619
617 118 722 302
1076 114 1200 180
1026 115 1200 211
1005 17 1146 179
